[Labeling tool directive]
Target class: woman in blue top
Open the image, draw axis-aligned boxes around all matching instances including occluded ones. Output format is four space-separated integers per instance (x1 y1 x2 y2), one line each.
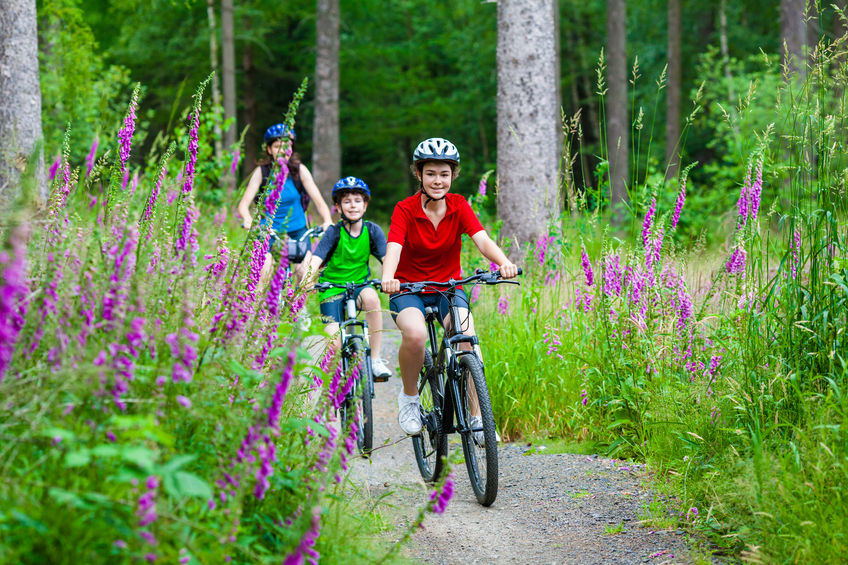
238 124 333 282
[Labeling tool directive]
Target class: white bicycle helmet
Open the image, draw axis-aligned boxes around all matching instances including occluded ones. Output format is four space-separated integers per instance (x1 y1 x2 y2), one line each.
413 137 460 164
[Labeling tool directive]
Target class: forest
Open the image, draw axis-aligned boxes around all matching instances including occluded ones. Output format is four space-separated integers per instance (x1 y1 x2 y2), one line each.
1 0 847 563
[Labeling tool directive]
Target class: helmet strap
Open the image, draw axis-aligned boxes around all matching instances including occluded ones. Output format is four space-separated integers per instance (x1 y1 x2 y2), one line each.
419 186 446 209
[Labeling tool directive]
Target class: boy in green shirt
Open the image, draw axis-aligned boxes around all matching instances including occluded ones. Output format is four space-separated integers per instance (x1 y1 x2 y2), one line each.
306 176 392 380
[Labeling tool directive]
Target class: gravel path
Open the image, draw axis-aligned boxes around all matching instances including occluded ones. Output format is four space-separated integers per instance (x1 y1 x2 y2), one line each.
345 321 695 564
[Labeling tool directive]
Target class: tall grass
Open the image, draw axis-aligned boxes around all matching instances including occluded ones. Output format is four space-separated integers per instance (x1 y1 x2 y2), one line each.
472 13 848 562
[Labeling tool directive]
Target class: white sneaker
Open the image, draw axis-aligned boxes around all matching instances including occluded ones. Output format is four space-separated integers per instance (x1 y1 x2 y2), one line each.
470 416 501 446
397 391 423 435
371 357 393 381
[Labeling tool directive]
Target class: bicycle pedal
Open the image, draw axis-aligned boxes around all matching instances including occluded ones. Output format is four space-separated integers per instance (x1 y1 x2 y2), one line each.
373 374 390 383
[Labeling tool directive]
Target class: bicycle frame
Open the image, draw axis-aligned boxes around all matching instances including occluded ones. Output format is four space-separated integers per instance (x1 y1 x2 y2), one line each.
423 294 479 436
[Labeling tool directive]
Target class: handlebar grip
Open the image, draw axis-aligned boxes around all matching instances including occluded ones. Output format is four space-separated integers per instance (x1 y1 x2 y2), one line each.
517 267 523 276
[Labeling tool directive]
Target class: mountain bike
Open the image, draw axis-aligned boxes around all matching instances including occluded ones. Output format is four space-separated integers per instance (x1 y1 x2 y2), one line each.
399 269 521 506
313 279 382 453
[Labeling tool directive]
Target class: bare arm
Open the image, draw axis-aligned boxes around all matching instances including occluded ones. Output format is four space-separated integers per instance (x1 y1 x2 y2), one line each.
237 167 263 229
299 164 333 228
381 242 403 293
471 231 518 278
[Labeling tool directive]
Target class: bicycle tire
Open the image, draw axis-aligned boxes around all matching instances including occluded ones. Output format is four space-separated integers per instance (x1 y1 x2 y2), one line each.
357 342 374 453
458 354 498 506
412 349 447 482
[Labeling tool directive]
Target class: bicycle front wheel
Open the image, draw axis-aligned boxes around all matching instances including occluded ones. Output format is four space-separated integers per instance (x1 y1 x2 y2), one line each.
412 349 447 482
357 344 374 453
458 354 498 506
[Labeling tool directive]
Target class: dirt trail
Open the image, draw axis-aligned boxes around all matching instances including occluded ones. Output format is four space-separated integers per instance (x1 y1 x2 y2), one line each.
345 322 694 565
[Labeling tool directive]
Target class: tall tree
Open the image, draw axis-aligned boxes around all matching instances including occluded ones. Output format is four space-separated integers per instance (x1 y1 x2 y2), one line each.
221 0 236 150
206 0 223 163
0 0 44 205
497 0 560 254
665 0 681 179
313 0 340 203
781 0 808 80
606 0 629 219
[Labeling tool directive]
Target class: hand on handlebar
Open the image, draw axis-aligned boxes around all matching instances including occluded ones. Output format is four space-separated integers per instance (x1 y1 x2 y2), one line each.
498 261 519 279
382 277 400 294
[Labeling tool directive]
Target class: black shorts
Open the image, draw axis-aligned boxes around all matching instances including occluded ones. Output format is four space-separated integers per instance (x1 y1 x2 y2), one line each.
319 286 368 324
388 289 470 323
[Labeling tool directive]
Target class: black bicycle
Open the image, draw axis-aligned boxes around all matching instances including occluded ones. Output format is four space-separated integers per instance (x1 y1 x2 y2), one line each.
399 269 520 506
313 279 382 453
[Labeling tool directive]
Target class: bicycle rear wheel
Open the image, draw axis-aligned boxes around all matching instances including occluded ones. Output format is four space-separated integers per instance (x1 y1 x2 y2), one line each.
458 354 498 506
412 349 447 482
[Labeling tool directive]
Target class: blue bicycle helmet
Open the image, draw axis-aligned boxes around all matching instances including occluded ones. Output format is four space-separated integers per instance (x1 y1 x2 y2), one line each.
332 176 370 203
264 123 296 143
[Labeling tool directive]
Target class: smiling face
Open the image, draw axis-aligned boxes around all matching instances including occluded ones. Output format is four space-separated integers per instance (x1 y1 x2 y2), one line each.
417 161 454 200
338 192 368 222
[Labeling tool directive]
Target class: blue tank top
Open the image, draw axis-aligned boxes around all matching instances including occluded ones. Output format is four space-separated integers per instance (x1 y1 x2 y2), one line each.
261 176 307 234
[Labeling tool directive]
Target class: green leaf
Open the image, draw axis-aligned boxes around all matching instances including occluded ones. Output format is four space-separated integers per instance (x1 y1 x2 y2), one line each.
159 454 196 474
91 444 121 458
606 418 633 430
48 487 92 509
65 449 91 467
41 427 77 442
173 471 212 499
121 446 156 472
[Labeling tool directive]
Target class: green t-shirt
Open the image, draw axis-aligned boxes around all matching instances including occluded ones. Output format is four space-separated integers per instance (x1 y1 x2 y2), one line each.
317 224 373 301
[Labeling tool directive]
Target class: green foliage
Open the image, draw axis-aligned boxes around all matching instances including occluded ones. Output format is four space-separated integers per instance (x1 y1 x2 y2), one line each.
0 81 414 564
472 27 848 562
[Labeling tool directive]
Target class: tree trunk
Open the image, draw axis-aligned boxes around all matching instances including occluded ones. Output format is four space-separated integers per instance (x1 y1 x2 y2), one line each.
313 0 340 205
206 0 223 164
606 0 629 220
221 0 236 150
781 0 808 81
497 0 561 256
665 0 681 180
241 17 257 175
0 0 45 206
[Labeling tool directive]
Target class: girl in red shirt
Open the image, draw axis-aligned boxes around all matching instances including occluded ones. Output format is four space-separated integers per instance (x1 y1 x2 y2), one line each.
381 138 518 435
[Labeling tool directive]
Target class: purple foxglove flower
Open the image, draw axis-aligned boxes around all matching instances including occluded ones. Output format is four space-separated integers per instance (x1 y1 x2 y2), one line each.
283 506 322 565
118 90 138 174
230 150 240 175
0 226 30 382
431 472 455 514
182 110 200 195
176 395 191 408
470 284 481 304
642 197 656 249
580 246 594 286
48 155 61 181
265 159 290 216
737 166 751 225
536 234 555 267
602 254 622 297
85 137 99 177
478 177 487 197
497 295 509 315
726 247 746 276
749 162 763 222
671 179 686 229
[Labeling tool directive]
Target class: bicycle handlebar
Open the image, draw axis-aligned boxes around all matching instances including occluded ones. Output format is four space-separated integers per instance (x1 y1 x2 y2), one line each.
314 279 382 293
396 268 522 294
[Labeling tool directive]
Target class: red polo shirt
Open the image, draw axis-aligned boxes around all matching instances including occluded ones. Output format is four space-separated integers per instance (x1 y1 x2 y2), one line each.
387 192 484 284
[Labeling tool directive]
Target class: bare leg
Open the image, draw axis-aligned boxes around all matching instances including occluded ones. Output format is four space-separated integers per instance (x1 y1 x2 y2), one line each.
357 288 383 358
445 308 481 418
394 307 427 396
